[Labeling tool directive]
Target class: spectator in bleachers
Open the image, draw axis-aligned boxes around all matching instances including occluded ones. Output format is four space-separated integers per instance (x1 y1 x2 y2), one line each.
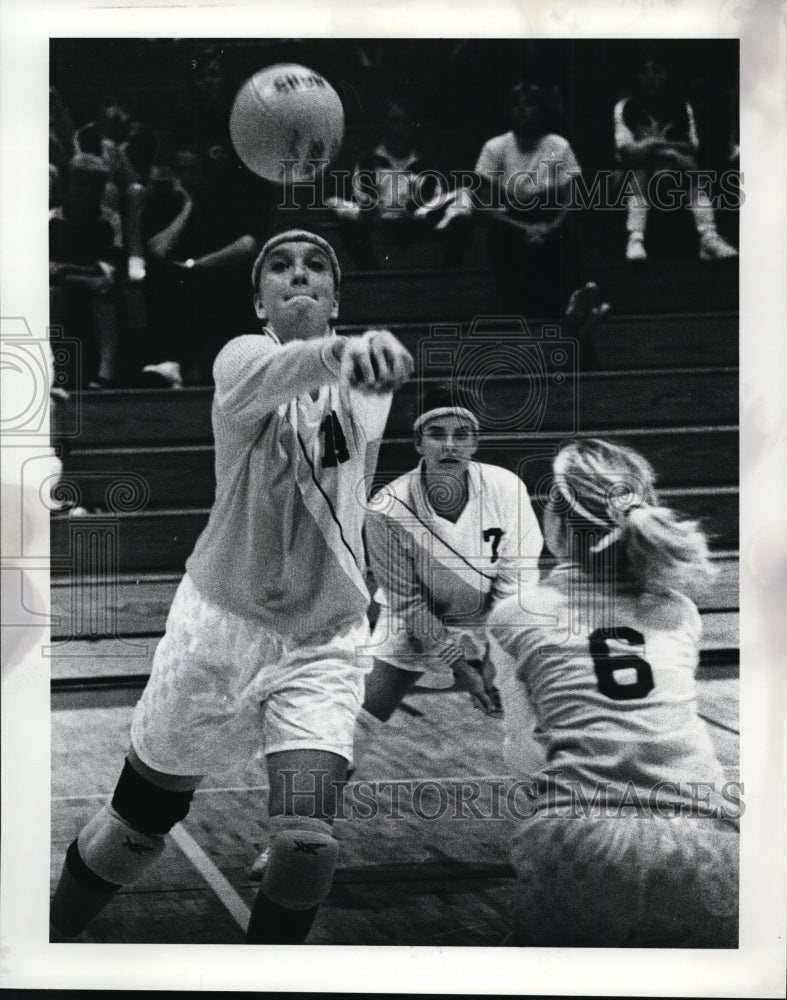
138 148 262 387
614 51 738 261
176 45 237 157
328 100 469 268
170 44 267 206
450 81 581 315
74 92 158 280
49 154 123 389
49 86 75 209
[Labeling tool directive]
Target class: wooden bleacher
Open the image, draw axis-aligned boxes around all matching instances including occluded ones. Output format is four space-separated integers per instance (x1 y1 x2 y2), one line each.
50 258 739 679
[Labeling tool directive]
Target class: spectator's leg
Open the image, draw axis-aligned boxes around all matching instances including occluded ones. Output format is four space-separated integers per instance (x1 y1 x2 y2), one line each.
126 183 147 280
624 168 649 260
92 292 120 386
139 263 189 387
690 176 738 259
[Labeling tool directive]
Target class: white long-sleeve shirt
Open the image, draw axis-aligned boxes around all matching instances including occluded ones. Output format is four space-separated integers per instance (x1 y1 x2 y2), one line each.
186 329 391 642
490 567 730 815
365 460 544 672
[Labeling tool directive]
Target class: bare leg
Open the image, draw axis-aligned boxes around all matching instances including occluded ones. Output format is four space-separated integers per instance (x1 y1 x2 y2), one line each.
246 748 348 944
91 293 120 384
50 752 201 940
624 167 649 259
125 182 147 279
362 657 423 722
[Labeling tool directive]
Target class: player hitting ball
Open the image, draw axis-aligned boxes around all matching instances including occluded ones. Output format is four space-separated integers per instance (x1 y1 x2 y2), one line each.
249 385 545 880
49 229 414 945
490 438 740 947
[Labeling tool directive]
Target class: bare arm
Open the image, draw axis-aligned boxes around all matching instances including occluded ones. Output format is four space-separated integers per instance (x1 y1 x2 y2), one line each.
146 186 193 260
180 234 260 270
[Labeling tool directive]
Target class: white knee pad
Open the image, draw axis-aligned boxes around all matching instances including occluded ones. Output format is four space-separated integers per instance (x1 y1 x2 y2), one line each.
77 803 166 885
260 815 339 911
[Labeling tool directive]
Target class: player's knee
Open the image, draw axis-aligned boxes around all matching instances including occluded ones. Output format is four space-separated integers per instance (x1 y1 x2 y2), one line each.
75 802 166 887
259 815 339 911
111 757 196 834
67 759 196 889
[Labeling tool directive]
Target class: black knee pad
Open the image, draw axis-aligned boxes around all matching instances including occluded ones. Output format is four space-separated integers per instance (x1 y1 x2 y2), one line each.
111 759 195 835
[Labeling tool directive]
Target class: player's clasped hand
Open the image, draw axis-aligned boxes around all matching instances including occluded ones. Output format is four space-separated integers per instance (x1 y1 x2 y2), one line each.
342 329 414 394
452 659 504 716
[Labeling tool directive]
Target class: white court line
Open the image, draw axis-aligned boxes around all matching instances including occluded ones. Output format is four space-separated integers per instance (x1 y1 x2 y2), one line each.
52 775 519 931
169 823 251 932
51 776 518 802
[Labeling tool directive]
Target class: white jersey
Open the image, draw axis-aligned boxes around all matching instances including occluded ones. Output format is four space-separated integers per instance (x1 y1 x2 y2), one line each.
490 565 729 815
365 460 543 673
186 330 391 642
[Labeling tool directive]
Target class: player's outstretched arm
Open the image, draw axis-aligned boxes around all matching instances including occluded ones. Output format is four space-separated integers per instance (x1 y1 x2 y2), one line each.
339 329 413 395
214 334 351 424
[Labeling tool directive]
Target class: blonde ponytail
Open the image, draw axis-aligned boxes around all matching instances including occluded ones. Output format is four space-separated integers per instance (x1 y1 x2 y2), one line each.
553 438 715 594
618 503 714 592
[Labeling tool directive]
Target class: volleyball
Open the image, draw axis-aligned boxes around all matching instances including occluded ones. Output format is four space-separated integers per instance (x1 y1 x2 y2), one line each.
229 63 345 184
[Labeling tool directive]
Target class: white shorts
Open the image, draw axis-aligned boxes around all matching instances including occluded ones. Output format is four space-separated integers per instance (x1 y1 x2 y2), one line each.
509 810 739 947
130 575 373 777
366 604 491 688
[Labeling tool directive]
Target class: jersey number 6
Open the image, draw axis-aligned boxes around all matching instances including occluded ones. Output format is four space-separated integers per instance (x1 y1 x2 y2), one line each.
588 627 654 700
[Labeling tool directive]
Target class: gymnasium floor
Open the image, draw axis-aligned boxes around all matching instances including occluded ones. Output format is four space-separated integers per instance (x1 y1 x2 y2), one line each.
50 637 739 946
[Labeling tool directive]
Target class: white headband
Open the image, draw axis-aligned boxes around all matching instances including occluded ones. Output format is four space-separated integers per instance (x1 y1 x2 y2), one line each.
413 407 480 436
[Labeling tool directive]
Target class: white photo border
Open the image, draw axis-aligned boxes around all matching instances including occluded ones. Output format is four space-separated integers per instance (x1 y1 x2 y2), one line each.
1 0 785 994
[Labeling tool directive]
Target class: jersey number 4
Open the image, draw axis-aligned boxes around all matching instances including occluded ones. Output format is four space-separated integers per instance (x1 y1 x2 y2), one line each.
588 627 654 700
320 411 350 468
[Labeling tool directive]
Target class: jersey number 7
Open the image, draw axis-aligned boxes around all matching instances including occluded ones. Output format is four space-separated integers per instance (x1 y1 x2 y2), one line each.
588 627 655 701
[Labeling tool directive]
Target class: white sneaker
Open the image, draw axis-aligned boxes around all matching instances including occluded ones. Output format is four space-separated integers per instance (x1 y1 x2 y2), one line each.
249 846 270 882
141 361 183 389
699 232 738 260
128 255 146 281
625 232 647 260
